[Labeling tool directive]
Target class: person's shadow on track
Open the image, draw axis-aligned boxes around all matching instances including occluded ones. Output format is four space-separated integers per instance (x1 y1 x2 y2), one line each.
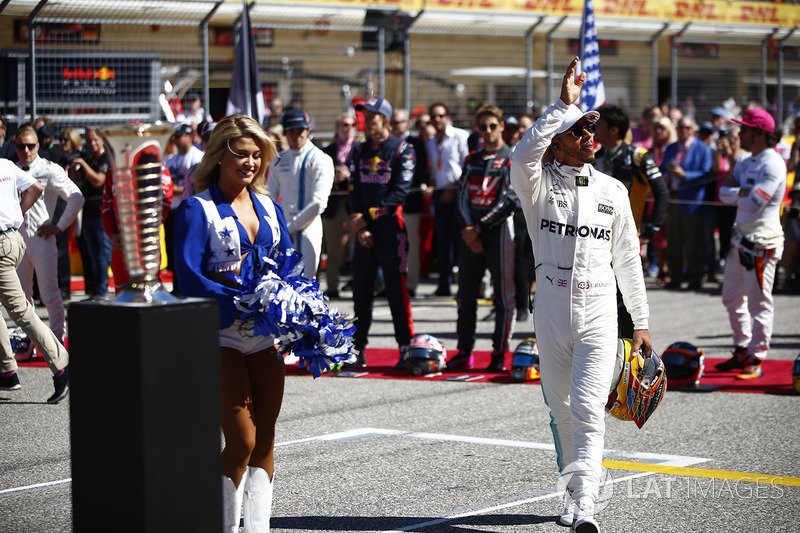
272 513 558 531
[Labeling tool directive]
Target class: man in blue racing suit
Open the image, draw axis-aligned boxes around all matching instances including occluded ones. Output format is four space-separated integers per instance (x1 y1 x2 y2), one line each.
348 97 416 368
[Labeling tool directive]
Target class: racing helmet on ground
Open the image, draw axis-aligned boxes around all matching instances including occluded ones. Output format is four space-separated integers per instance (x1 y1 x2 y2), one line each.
661 341 705 387
606 338 667 429
9 328 30 354
406 334 447 376
511 338 540 382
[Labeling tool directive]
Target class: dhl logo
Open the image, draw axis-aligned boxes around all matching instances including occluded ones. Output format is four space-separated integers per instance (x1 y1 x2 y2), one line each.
63 66 116 80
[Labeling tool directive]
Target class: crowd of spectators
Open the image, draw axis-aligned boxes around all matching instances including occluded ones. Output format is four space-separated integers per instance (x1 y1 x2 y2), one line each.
2 92 798 344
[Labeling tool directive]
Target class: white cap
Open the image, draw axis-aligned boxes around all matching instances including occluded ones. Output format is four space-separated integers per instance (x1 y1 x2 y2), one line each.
554 104 600 136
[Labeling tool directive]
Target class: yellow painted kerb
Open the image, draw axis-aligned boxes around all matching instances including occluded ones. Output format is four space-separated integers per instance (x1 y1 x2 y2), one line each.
603 460 800 487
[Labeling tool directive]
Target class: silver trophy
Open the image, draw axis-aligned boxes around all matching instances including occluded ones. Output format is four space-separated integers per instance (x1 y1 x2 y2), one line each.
98 122 177 303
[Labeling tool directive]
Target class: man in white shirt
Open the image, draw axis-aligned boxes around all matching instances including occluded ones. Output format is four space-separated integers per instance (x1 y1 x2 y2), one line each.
176 96 205 127
13 126 84 346
426 102 469 297
267 109 334 278
0 158 71 403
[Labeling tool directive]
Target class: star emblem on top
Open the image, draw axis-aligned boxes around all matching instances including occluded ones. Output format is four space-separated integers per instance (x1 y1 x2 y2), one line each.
219 227 233 239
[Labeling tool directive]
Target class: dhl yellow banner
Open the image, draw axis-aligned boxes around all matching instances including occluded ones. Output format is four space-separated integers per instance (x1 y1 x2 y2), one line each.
230 0 800 29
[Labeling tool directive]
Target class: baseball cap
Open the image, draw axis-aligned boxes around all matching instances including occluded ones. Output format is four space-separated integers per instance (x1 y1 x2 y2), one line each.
356 97 393 119
282 109 309 131
201 121 217 137
38 125 55 138
505 116 519 128
174 123 194 137
710 106 728 119
554 105 600 136
732 108 775 133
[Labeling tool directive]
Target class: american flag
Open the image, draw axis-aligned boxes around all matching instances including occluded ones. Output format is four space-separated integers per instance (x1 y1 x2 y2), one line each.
579 0 606 112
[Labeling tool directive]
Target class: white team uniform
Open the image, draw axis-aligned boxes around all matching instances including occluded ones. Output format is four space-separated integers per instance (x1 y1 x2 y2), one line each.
719 148 786 359
267 142 334 278
17 157 84 342
510 99 649 503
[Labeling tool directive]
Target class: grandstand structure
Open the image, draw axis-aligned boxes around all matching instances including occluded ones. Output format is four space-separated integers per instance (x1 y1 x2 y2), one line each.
2 0 800 137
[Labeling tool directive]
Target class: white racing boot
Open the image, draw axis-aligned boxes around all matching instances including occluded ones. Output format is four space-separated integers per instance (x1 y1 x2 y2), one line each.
559 490 576 526
243 467 274 532
222 474 247 532
571 497 600 533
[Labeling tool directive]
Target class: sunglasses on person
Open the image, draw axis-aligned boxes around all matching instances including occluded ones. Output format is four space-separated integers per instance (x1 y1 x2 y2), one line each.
340 122 356 128
479 123 500 132
16 143 37 151
569 122 596 137
59 137 70 143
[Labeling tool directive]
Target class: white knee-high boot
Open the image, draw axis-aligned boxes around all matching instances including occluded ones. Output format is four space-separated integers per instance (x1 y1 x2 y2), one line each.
222 474 247 532
243 466 274 532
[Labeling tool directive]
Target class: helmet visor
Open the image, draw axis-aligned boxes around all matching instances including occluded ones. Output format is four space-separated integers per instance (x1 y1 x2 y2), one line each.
408 346 441 360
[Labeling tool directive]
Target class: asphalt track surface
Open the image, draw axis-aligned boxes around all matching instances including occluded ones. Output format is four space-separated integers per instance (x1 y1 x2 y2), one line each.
2 276 798 532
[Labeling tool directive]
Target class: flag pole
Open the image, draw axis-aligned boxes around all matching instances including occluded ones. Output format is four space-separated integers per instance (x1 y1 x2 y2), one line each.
580 0 587 63
579 0 587 106
241 0 252 118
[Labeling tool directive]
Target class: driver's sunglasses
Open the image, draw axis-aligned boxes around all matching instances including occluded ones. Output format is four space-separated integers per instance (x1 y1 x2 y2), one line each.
570 122 596 138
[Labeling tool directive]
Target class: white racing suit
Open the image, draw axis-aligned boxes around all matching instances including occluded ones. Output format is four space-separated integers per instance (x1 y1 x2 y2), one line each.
510 99 649 503
17 157 84 343
719 148 786 359
267 141 334 277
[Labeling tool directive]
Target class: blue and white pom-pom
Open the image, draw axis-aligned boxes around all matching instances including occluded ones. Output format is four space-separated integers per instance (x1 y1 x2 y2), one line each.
233 247 356 377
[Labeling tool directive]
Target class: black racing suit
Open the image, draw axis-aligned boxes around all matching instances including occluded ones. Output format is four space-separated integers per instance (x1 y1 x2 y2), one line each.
456 143 518 356
594 142 669 337
349 134 415 354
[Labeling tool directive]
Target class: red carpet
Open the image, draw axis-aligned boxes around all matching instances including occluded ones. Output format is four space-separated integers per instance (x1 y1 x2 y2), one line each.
18 349 795 395
693 357 795 395
286 348 521 384
285 349 796 395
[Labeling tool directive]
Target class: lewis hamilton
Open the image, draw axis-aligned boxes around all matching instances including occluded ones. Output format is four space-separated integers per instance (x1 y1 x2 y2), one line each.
510 57 653 533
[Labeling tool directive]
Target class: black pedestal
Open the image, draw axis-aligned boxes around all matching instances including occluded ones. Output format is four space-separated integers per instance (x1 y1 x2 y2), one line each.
69 298 221 532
